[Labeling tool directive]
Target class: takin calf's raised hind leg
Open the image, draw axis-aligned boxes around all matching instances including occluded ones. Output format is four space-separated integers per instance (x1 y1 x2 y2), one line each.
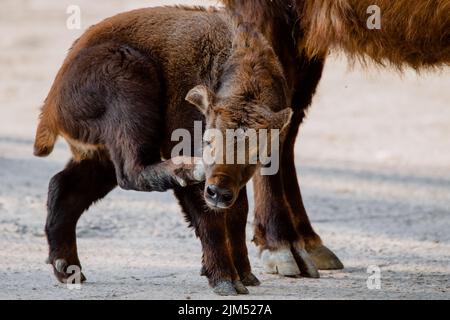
46 153 204 284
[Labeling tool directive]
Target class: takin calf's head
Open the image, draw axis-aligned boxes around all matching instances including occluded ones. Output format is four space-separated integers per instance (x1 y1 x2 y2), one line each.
186 24 292 209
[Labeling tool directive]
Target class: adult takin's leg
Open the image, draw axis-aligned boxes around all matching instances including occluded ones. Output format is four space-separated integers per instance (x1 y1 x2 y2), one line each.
282 111 343 270
175 185 247 296
255 56 342 275
282 56 343 271
45 156 117 283
253 171 319 278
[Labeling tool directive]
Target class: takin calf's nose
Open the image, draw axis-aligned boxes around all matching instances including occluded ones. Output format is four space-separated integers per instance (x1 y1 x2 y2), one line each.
205 184 234 209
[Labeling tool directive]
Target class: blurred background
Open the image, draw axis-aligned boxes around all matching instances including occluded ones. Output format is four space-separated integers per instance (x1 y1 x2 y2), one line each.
0 0 449 299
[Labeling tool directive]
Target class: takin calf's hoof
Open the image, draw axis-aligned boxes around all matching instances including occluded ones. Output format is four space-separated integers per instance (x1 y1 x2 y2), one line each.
213 280 249 296
201 267 261 287
241 272 261 286
171 156 205 187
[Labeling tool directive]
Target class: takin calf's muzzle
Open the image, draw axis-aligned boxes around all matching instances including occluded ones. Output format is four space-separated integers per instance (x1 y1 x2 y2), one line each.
205 183 235 209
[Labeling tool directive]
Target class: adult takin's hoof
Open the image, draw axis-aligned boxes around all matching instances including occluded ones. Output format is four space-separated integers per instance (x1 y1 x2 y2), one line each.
241 272 261 286
294 248 320 278
261 247 300 277
50 258 86 284
307 245 344 270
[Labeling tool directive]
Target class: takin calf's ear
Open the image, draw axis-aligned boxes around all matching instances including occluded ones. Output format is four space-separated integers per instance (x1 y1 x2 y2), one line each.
271 108 293 132
185 85 215 114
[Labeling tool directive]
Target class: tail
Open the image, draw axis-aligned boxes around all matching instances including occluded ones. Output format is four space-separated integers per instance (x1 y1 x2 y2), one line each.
33 101 58 157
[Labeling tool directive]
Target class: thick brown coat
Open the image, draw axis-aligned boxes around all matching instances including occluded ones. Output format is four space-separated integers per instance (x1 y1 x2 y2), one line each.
34 6 293 295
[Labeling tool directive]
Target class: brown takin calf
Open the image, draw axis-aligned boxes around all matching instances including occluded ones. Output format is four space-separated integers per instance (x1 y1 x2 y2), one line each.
34 6 295 295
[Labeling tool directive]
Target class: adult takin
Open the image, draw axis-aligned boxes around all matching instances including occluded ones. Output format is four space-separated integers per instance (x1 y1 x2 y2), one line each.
220 0 449 279
34 6 296 295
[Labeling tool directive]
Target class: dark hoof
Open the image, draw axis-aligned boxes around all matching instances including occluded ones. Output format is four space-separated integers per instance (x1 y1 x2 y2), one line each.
52 259 86 284
192 162 206 182
308 245 344 270
233 280 249 295
241 273 261 286
213 280 238 296
294 248 320 278
172 157 205 187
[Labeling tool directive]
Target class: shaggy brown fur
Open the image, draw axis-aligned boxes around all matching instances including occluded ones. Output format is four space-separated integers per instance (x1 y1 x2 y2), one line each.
223 0 450 69
298 0 450 69
34 6 294 295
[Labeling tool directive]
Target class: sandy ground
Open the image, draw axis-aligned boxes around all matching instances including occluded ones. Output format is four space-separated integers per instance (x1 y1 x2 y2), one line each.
0 0 449 300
